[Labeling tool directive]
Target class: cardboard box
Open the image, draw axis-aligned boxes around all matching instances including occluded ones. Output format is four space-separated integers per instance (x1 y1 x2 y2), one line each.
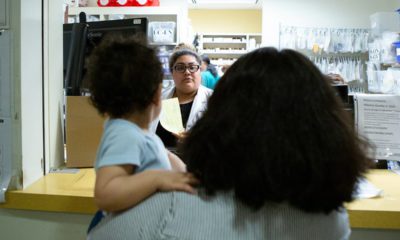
66 96 104 168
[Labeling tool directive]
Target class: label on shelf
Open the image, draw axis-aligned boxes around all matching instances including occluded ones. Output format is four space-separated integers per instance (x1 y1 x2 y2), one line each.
148 21 176 43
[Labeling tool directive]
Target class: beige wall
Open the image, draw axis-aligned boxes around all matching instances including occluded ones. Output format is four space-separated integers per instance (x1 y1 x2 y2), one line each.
189 9 262 34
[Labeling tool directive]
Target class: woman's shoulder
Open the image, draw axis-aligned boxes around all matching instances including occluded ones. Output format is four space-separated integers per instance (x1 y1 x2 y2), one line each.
163 192 350 240
197 84 213 97
169 193 350 240
201 70 214 79
88 192 350 240
201 71 218 89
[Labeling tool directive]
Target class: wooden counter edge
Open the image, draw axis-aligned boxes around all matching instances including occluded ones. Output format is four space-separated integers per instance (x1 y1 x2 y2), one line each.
0 191 97 214
1 169 400 230
348 209 400 230
2 191 400 230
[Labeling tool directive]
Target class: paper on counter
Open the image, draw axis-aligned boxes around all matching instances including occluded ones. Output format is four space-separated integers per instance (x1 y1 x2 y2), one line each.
392 169 400 175
354 178 383 199
159 98 185 134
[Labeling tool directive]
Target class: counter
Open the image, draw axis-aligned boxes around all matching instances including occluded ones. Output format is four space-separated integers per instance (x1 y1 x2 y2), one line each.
1 169 399 230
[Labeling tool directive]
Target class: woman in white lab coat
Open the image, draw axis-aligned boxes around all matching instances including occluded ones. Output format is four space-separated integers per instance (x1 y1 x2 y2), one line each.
155 49 213 152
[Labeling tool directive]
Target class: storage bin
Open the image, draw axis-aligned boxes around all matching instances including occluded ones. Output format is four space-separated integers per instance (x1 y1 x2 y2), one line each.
394 41 400 63
367 69 400 94
370 12 400 36
367 70 383 93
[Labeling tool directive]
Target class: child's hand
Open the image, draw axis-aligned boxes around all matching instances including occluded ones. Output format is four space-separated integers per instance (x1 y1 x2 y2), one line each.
155 171 199 194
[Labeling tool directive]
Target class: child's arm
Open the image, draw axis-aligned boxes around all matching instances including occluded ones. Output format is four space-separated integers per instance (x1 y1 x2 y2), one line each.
167 150 186 172
95 165 197 212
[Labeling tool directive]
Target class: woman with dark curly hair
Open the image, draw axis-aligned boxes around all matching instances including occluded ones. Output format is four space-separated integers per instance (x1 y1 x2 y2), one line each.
88 47 372 240
86 35 198 232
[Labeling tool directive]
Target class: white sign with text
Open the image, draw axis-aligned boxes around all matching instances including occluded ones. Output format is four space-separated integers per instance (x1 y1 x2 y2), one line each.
354 94 400 161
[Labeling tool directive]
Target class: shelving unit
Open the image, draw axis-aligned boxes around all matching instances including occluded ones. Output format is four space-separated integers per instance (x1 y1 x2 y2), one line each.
67 6 183 47
197 33 262 66
279 25 371 94
67 6 186 80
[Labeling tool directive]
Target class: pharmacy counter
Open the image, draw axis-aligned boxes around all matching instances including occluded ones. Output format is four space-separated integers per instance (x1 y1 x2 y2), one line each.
0 168 96 214
347 169 400 230
1 169 400 230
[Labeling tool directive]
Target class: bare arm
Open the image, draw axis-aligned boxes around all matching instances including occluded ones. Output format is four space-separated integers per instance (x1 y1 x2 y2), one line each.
94 165 197 212
167 150 186 172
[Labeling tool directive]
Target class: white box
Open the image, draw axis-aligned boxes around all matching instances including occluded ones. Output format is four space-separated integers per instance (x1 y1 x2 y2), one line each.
370 12 400 36
148 21 176 43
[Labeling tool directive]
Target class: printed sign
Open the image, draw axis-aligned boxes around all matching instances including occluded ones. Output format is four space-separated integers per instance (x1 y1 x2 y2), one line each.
355 94 400 161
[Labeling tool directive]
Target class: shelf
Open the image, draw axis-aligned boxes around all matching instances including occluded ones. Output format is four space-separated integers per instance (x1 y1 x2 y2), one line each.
202 50 247 55
68 6 181 16
66 6 181 47
150 42 177 46
202 42 247 49
198 32 262 66
202 41 246 44
68 7 179 23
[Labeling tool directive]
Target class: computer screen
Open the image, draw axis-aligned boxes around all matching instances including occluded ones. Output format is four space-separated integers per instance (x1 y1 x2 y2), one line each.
63 17 148 96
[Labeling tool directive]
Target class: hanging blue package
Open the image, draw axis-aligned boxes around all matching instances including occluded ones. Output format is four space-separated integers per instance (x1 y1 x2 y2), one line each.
393 41 400 63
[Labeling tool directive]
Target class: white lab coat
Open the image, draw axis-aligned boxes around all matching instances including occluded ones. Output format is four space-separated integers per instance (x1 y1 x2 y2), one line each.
151 85 213 132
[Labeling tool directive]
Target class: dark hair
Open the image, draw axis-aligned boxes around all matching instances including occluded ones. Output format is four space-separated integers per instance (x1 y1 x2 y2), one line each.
169 49 201 72
201 54 219 78
86 34 163 118
181 47 372 213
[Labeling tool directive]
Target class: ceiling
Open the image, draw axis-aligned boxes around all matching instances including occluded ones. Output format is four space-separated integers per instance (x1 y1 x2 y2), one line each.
188 0 261 9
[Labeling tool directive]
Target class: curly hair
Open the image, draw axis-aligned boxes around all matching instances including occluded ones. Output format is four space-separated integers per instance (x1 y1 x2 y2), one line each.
180 47 372 213
85 34 163 118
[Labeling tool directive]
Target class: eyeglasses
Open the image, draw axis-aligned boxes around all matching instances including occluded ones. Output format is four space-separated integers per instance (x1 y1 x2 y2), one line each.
173 64 200 73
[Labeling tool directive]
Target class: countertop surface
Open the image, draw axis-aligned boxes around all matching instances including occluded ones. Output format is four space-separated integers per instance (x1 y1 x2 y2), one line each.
1 169 399 229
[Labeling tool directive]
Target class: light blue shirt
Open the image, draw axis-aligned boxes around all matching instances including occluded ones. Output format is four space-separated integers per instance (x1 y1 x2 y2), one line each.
95 119 171 172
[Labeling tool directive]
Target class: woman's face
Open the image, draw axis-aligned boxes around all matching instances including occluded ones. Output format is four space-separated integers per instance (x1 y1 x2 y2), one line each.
172 55 202 95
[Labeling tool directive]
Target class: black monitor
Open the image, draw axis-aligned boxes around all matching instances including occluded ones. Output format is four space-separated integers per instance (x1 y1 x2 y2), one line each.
332 84 349 104
63 16 148 96
331 84 354 123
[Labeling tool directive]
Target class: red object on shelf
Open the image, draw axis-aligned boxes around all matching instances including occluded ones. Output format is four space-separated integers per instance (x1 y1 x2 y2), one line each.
97 0 116 6
97 0 159 7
